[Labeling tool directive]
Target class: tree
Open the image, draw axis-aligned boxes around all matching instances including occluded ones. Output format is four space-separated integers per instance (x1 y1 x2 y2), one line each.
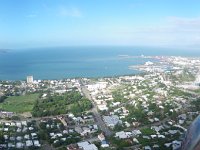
0 95 7 103
0 131 4 143
11 116 20 120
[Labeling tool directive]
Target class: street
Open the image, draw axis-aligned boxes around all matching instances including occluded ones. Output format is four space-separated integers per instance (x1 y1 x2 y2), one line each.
79 79 113 137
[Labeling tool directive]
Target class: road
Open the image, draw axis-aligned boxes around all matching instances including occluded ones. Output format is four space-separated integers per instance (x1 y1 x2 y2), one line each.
79 79 113 137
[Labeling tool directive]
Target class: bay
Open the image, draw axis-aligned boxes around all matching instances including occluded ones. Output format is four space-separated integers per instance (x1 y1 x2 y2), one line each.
0 46 199 80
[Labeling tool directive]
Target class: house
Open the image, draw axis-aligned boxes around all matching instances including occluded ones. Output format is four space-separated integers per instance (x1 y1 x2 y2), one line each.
144 146 151 150
115 131 132 139
97 104 108 111
0 111 14 118
168 130 178 135
21 121 27 126
61 138 66 141
150 135 157 139
0 144 6 149
56 133 63 137
4 128 8 132
8 143 15 148
54 140 59 144
67 144 83 150
165 143 172 148
101 140 109 148
172 140 181 150
3 134 8 140
143 136 151 139
158 135 165 139
29 127 34 131
16 122 22 128
16 136 22 141
16 142 23 149
77 141 98 150
81 127 91 136
33 140 41 147
153 144 159 149
75 127 83 134
63 130 68 134
179 119 185 124
98 133 105 141
93 125 98 130
10 122 16 126
5 122 11 126
125 121 131 127
132 130 142 136
133 138 139 143
31 133 37 138
24 134 30 139
151 125 164 132
103 115 121 128
132 121 140 127
22 127 28 132
26 140 33 147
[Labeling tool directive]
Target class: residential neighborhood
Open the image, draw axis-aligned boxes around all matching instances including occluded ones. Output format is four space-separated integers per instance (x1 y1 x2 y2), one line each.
0 56 200 149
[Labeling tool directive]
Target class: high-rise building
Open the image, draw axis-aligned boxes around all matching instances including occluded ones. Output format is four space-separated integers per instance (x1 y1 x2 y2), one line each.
27 76 33 83
181 115 200 150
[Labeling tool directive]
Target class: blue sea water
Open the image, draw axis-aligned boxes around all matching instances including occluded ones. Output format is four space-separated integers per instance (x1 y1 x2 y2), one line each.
0 46 200 80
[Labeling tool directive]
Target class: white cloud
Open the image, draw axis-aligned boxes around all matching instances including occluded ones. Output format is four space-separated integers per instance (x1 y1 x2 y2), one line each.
106 16 200 48
168 16 200 26
59 6 82 18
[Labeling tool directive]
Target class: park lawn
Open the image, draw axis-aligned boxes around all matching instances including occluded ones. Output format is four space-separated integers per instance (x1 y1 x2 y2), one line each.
0 93 39 113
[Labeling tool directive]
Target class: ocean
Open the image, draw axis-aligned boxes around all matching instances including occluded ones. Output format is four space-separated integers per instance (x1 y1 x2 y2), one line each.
0 46 200 80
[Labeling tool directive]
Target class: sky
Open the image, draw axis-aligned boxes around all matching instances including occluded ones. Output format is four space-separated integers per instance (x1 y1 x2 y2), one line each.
0 0 200 49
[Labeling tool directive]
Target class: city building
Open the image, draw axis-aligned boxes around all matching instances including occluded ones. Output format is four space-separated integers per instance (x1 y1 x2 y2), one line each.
27 76 33 83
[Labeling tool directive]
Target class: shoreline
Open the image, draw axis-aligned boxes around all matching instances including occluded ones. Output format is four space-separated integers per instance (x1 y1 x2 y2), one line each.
0 72 145 82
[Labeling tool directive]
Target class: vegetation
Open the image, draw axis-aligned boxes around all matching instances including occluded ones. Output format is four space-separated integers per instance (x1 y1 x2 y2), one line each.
11 115 20 120
125 103 148 124
39 119 81 148
179 68 195 82
0 94 39 113
0 131 4 143
169 88 192 97
170 68 195 82
191 98 200 111
140 128 156 135
32 91 92 117
109 137 132 150
0 95 8 103
112 90 126 103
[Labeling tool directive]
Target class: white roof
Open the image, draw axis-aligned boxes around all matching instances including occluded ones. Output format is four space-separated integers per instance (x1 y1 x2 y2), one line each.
21 121 27 126
115 131 132 139
144 146 151 150
31 133 37 137
78 141 98 150
132 129 142 135
26 140 33 147
5 122 11 126
103 115 120 127
16 142 23 148
33 140 41 147
168 130 178 135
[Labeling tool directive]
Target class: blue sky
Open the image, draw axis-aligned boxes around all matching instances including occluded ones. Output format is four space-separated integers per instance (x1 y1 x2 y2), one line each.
0 0 200 49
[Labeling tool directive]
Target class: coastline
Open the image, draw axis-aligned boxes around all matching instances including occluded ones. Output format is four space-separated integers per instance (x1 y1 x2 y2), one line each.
1 47 200 80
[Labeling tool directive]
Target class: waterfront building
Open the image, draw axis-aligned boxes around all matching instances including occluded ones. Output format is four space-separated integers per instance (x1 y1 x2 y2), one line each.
27 76 33 83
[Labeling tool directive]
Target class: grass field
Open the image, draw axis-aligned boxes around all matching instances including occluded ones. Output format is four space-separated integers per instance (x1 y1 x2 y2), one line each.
0 94 39 113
